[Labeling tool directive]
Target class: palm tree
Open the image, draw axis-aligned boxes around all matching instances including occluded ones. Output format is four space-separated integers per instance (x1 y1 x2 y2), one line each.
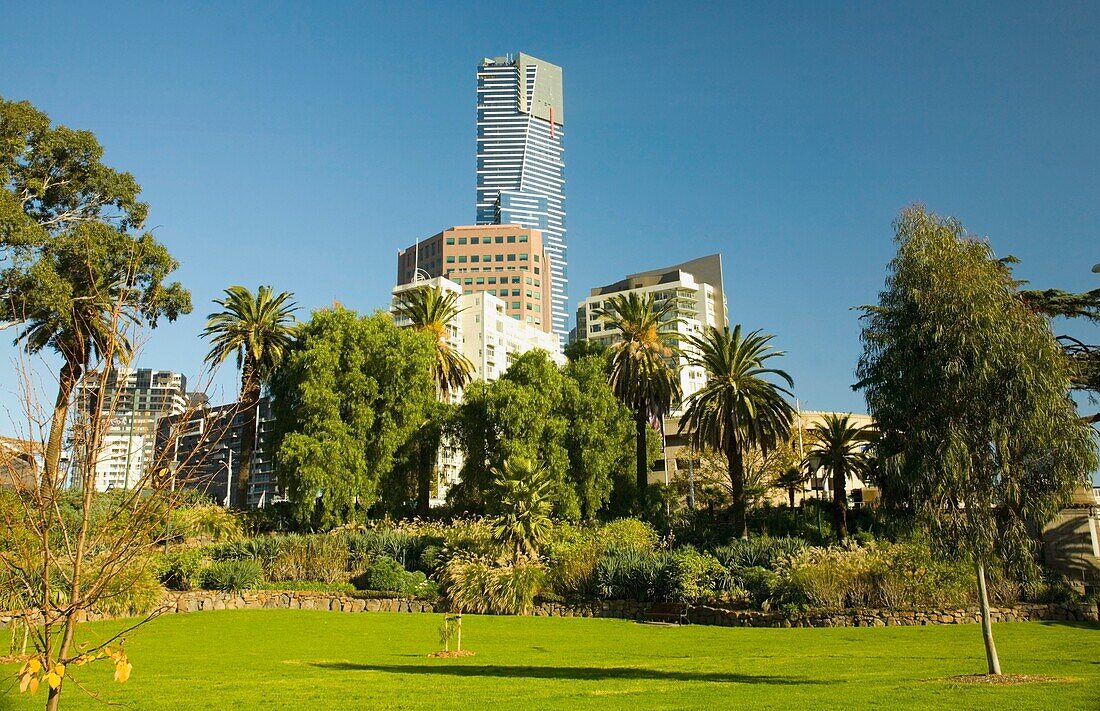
774 465 808 510
491 457 553 563
393 284 475 514
203 286 297 508
393 285 474 400
806 413 871 541
680 325 795 539
593 292 682 509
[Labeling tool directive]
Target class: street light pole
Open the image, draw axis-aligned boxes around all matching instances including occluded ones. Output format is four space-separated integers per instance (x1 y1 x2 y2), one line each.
223 447 233 508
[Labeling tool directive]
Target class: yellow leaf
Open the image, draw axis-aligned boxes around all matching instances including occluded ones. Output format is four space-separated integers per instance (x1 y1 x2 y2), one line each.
28 676 40 695
19 673 31 693
55 663 66 678
27 658 41 673
46 672 61 690
114 661 132 683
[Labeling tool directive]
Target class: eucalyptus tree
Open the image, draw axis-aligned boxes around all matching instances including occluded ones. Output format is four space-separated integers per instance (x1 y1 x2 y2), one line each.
679 325 795 539
392 284 474 514
806 414 871 541
856 205 1097 676
593 292 681 509
203 285 297 508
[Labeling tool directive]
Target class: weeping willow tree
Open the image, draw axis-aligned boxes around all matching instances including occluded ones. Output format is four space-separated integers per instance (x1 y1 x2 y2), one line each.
856 205 1098 676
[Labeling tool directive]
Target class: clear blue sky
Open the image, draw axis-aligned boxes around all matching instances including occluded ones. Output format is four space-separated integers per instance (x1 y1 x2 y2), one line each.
1 1 1097 421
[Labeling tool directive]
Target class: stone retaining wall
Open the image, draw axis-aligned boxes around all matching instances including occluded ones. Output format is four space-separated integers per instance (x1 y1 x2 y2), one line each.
3 591 1095 629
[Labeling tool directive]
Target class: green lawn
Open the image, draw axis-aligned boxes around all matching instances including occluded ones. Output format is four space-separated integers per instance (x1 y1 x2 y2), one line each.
3 611 1098 710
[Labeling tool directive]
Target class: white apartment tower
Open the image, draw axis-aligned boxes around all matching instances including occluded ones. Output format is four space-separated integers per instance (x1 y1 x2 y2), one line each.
476 53 567 341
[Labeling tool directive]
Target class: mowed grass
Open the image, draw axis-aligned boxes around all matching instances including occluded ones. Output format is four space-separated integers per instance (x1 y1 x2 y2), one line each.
2 611 1098 710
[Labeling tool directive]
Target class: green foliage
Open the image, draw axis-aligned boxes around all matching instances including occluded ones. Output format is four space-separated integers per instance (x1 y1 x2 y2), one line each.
340 528 423 570
439 553 546 614
199 559 263 591
95 558 166 617
713 537 806 570
392 284 474 399
491 457 554 562
268 536 349 584
594 549 672 602
354 555 433 596
545 525 604 598
262 581 356 593
155 548 210 591
856 206 1099 572
270 308 437 527
601 518 660 552
668 547 727 603
171 505 243 543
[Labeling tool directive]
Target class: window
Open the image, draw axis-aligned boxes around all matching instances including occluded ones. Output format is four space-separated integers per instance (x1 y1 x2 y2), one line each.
534 254 540 262
507 236 516 243
526 303 533 310
507 254 516 262
526 291 532 298
470 236 479 244
488 277 497 284
512 277 521 284
458 237 467 245
483 254 491 262
476 277 485 284
463 278 473 285
494 254 503 262
446 256 455 263
511 289 521 296
520 254 529 261
458 255 467 263
495 236 504 244
534 279 540 287
471 255 479 263
519 235 528 243
525 277 532 285
446 237 455 245
534 267 540 274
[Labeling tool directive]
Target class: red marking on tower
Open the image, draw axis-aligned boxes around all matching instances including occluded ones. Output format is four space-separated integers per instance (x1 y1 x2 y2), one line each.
549 106 555 139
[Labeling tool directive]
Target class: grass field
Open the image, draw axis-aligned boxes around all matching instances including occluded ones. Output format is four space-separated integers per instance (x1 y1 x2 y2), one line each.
2 611 1098 710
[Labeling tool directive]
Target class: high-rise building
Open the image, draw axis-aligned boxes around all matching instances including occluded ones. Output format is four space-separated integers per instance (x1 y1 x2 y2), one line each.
76 368 189 491
476 53 567 340
397 225 553 333
574 254 729 404
156 397 280 508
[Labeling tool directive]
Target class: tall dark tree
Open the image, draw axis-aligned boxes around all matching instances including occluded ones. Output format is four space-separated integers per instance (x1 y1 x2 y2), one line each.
857 205 1098 676
679 325 795 539
593 292 681 510
203 285 297 508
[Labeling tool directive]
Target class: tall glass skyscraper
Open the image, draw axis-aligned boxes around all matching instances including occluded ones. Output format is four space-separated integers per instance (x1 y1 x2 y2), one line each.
476 52 567 340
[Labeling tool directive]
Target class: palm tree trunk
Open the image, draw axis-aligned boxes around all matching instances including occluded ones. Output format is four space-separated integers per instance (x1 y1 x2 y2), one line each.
44 360 82 491
788 485 796 511
635 408 649 511
235 362 261 509
975 560 1002 675
727 443 747 539
832 466 848 541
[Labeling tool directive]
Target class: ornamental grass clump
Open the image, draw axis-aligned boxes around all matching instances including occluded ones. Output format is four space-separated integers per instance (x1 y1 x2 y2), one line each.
268 535 349 583
439 553 545 614
199 559 263 591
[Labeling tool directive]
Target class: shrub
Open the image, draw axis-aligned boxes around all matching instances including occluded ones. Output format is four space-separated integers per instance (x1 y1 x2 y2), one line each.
354 556 431 595
171 505 243 543
262 581 356 593
734 566 780 609
593 548 672 602
713 537 806 570
545 525 603 598
156 547 209 591
268 535 349 583
342 529 422 570
417 544 444 574
95 556 165 617
780 546 872 609
210 536 287 568
200 559 263 591
600 519 659 553
439 553 545 614
668 548 726 603
865 540 973 609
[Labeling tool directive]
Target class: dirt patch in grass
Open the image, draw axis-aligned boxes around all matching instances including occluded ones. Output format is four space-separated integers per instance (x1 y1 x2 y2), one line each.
943 674 1070 685
427 650 476 658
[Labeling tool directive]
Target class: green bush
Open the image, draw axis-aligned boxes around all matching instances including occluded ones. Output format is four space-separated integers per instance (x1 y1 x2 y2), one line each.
865 540 973 609
713 537 806 570
668 548 726 603
156 547 209 591
593 548 672 602
200 559 263 591
354 555 432 595
545 525 603 598
210 536 287 567
417 544 444 574
268 535 349 583
439 553 545 614
600 518 659 553
733 566 779 609
780 546 872 609
262 581 356 593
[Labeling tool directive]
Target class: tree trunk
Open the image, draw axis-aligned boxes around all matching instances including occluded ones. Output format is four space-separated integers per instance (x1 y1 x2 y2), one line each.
235 362 261 509
44 360 82 491
832 466 848 541
635 408 649 512
728 444 747 539
975 560 1002 675
788 485 796 511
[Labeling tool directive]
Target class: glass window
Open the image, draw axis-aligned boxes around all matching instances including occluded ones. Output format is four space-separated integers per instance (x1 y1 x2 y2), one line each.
458 237 467 245
446 256 455 263
507 236 516 243
511 301 520 309
446 237 455 245
476 277 485 284
463 278 473 285
507 254 516 262
458 255 467 263
470 236 479 244
483 254 491 262
525 277 532 285
534 267 539 274
534 254 540 262
512 277 521 284
512 289 521 296
520 254 529 261
519 235 528 243
494 254 503 262
488 277 497 284
471 255 479 263
495 236 504 243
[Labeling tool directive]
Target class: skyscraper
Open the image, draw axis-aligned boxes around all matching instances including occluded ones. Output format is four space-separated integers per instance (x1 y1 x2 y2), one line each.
476 52 567 340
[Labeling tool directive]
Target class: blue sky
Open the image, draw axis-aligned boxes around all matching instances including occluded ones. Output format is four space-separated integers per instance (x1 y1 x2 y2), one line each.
1 1 1097 422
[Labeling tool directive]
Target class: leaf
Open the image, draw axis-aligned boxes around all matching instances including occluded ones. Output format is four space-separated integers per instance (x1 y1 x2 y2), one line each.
19 673 31 693
114 661 132 683
28 675 40 694
46 672 61 689
27 658 41 673
54 663 66 678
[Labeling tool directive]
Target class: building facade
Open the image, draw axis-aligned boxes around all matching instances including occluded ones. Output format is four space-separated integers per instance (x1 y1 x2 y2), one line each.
575 254 729 404
397 225 554 334
475 53 567 340
391 275 562 497
75 368 189 491
156 398 279 508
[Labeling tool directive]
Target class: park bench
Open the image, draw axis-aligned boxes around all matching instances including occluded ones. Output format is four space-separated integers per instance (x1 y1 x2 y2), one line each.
642 602 689 625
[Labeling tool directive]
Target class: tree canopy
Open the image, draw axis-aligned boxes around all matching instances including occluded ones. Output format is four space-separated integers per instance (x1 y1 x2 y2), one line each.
270 308 436 526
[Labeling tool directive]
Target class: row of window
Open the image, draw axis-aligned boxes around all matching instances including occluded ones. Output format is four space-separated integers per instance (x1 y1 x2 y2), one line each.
446 253 539 265
446 235 529 245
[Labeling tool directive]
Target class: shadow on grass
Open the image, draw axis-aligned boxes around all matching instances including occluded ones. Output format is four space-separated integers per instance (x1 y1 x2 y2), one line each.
311 662 829 685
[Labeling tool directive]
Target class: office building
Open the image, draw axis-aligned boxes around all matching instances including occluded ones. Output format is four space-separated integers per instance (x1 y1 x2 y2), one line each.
476 53 567 340
156 398 279 508
396 225 553 333
76 368 189 491
575 254 729 403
